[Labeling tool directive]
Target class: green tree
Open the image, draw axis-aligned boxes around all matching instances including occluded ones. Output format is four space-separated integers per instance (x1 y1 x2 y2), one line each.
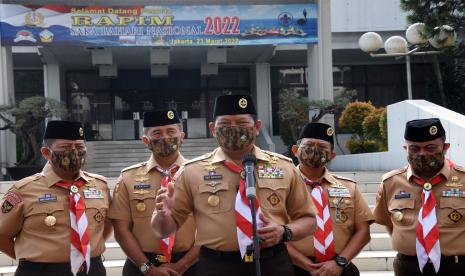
339 102 388 154
0 96 68 166
277 88 357 146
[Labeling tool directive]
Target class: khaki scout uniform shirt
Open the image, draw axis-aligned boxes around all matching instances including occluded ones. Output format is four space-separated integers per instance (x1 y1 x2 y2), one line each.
0 163 110 262
291 167 374 257
170 146 315 251
108 154 196 253
374 162 465 256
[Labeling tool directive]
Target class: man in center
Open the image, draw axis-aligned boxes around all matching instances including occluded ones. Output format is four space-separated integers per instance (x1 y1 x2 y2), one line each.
152 94 316 276
109 109 198 276
288 122 373 276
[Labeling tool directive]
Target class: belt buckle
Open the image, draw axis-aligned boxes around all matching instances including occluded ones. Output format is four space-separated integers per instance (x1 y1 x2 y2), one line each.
244 253 253 263
244 245 254 263
155 254 167 263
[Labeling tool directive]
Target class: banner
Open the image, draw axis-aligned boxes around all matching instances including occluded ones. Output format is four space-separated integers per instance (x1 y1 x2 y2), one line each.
0 4 317 47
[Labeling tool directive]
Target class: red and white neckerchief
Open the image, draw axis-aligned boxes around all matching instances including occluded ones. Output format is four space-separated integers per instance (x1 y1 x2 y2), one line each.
302 176 336 262
55 179 90 276
155 165 179 263
411 160 453 272
223 159 263 258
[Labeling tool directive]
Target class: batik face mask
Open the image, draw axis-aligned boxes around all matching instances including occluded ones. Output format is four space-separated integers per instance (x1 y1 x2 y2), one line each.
298 145 331 168
408 151 445 177
148 137 180 157
50 149 86 173
215 126 256 151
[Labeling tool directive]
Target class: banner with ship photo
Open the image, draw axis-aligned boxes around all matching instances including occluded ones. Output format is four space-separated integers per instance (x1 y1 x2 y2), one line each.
0 4 318 46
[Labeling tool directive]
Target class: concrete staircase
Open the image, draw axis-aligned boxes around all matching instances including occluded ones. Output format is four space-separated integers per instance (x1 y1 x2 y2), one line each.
0 171 395 276
85 138 218 177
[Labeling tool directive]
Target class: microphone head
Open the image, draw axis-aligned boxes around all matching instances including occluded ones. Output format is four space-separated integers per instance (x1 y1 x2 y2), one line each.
242 153 257 165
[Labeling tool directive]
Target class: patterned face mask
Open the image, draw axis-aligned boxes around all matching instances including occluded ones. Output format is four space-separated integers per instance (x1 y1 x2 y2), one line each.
148 137 180 157
298 145 330 168
50 149 86 173
408 151 445 177
215 126 256 151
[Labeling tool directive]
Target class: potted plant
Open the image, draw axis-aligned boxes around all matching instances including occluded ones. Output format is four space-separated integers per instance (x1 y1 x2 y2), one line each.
0 96 68 180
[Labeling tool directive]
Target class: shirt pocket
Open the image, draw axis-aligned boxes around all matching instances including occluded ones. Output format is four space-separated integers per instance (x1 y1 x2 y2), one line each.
85 199 108 228
24 202 66 233
257 180 287 211
388 198 416 226
328 198 355 226
198 182 232 214
438 197 465 226
129 193 156 218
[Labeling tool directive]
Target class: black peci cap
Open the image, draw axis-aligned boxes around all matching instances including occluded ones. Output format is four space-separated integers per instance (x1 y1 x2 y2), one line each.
404 118 445 142
213 94 257 118
298 122 334 144
43 120 85 141
143 109 181 127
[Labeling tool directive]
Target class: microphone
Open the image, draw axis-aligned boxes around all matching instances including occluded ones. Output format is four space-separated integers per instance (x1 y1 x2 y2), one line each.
242 154 257 199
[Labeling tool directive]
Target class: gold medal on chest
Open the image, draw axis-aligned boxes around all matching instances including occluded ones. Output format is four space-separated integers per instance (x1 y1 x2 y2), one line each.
44 215 57 227
392 211 403 222
136 201 146 212
208 194 220 207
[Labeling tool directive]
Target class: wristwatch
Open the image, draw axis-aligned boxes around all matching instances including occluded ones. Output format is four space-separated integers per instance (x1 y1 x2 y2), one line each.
334 255 350 268
139 261 154 274
281 224 293 242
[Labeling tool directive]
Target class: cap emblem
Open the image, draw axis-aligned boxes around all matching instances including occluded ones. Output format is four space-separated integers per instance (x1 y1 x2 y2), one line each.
327 127 334 136
238 98 248 109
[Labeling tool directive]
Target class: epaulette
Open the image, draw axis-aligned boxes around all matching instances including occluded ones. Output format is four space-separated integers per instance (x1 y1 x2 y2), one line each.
262 150 293 163
382 167 406 182
333 174 356 183
83 171 107 183
182 152 214 166
14 173 42 189
121 162 146 173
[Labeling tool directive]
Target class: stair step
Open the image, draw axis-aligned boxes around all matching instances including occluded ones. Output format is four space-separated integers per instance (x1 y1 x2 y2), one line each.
352 250 396 271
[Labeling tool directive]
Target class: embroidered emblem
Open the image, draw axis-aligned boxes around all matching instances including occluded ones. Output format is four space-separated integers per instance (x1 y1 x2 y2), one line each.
267 193 280 207
448 210 462 223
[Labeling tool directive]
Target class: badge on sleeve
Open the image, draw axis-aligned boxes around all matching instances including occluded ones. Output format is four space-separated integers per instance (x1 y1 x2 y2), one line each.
1 192 22 213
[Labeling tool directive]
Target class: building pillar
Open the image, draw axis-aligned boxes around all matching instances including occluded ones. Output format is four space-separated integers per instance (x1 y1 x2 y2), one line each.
307 0 334 126
252 63 272 134
307 0 333 102
0 46 17 177
44 63 62 101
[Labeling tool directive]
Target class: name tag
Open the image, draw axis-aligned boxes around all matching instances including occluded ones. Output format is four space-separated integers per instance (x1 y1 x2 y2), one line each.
134 183 151 190
328 188 351 198
83 188 104 199
394 191 411 199
38 194 57 203
204 174 223 181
